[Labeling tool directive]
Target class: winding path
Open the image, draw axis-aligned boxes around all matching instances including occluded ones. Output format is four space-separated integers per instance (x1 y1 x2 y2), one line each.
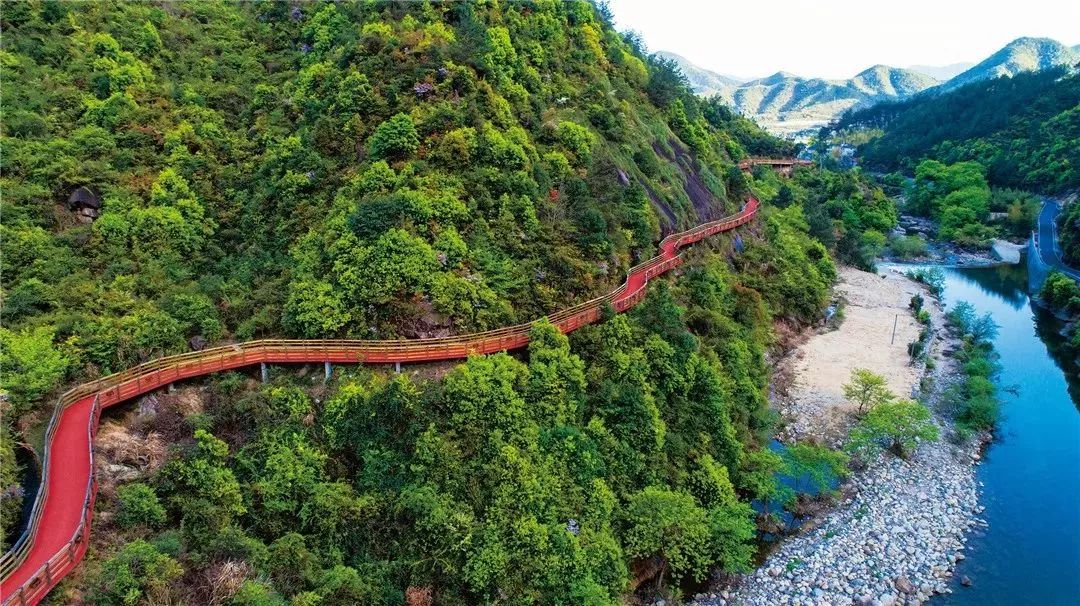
0 159 804 606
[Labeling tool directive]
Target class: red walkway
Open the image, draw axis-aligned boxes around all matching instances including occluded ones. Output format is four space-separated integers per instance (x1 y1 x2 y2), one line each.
1 164 785 605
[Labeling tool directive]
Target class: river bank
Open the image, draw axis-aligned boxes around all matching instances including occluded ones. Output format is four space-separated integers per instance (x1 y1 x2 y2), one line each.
878 215 1027 269
693 266 984 606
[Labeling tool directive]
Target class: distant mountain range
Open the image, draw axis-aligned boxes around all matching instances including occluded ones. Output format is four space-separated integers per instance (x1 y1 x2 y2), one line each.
906 62 973 81
655 51 744 95
711 65 938 136
669 37 1080 137
940 37 1079 91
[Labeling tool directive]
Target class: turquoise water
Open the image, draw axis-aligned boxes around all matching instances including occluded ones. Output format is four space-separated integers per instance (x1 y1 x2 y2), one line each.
921 265 1080 605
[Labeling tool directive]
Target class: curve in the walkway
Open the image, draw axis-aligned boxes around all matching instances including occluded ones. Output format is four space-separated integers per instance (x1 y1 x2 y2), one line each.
1 159 796 606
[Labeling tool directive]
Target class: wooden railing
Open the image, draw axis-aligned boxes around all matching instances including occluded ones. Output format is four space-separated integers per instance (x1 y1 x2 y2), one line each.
1 399 100 606
1 160 788 605
737 156 813 171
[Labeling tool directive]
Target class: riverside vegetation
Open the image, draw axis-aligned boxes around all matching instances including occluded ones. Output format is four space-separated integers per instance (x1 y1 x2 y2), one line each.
1040 271 1080 362
0 1 906 604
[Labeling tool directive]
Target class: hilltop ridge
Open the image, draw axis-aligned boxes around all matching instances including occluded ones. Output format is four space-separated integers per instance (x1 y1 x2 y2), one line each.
941 36 1079 90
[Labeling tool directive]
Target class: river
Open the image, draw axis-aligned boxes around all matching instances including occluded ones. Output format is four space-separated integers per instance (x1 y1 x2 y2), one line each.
911 264 1080 605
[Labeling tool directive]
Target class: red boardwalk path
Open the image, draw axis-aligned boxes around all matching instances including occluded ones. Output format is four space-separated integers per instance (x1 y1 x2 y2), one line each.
1 159 805 605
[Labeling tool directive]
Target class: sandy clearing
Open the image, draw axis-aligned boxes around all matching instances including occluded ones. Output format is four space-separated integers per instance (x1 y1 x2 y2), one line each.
780 266 932 442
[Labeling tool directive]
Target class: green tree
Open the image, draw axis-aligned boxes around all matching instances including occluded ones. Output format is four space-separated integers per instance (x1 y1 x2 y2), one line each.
284 279 351 337
705 500 756 573
337 228 439 307
163 292 223 339
736 448 790 515
556 121 595 166
0 326 72 415
315 564 401 606
115 483 167 529
158 429 245 539
442 353 530 449
88 540 183 606
947 301 999 342
622 487 711 588
230 580 287 606
847 400 940 460
842 368 895 416
248 434 327 537
527 319 587 426
781 443 849 496
0 423 22 548
264 532 318 596
1040 272 1080 312
367 113 419 161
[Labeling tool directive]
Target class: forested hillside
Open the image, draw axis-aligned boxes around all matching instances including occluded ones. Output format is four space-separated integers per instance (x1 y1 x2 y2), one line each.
1060 202 1080 266
0 0 789 423
70 226 837 605
0 2 892 604
835 67 1080 192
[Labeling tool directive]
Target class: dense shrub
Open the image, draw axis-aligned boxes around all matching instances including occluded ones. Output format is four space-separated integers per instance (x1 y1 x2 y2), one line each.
1041 271 1080 313
944 301 1004 437
115 483 167 529
890 235 928 259
846 400 939 460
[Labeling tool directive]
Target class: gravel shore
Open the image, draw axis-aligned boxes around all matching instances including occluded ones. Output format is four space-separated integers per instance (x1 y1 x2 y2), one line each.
692 269 984 606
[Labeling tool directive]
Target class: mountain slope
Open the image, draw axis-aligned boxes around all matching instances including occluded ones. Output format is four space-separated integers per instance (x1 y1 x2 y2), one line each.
848 64 939 97
907 62 974 81
655 50 744 95
1 3 863 605
941 37 1079 91
0 0 788 377
669 37 1077 137
835 67 1080 192
716 65 937 135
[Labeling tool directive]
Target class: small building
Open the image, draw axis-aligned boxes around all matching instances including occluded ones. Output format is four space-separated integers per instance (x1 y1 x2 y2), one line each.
67 186 101 223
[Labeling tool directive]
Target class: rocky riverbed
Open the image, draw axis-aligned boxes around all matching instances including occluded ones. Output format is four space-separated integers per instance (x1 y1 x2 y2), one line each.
879 215 1024 268
696 434 982 606
692 269 985 606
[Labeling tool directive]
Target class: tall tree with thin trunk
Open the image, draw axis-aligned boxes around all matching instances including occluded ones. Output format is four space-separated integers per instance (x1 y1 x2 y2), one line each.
843 368 895 416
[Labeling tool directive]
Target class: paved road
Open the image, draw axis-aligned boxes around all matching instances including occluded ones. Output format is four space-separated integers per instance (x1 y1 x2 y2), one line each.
1036 198 1080 282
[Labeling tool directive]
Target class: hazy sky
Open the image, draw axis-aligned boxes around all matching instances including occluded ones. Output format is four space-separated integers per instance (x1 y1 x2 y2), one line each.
607 0 1080 80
